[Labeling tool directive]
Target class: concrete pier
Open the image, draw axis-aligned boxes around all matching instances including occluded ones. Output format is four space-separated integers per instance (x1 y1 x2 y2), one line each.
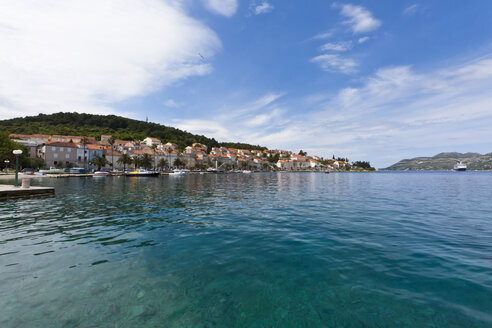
0 184 55 199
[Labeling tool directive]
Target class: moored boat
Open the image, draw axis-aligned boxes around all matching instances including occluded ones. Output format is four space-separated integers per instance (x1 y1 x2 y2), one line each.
94 171 110 177
242 170 252 174
39 167 65 174
125 170 160 177
169 170 186 176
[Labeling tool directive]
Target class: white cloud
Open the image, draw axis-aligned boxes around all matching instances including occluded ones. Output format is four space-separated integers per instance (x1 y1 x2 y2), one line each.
403 4 419 16
319 41 353 52
310 54 358 74
252 1 274 15
337 4 381 34
312 31 333 40
0 0 221 119
172 56 492 168
203 0 238 17
173 119 232 140
358 36 370 43
164 99 180 108
245 108 284 127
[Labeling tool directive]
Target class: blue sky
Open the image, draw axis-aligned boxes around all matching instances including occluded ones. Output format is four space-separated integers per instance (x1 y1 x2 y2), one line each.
1 1 492 167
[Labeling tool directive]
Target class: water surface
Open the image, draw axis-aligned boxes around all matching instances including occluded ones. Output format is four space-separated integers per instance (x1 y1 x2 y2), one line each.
1 172 491 327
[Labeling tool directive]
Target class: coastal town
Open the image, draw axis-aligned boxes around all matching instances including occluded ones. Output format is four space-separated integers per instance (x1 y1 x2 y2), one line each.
8 133 354 172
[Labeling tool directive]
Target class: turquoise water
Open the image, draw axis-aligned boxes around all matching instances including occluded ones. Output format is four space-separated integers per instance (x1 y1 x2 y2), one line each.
1 172 491 327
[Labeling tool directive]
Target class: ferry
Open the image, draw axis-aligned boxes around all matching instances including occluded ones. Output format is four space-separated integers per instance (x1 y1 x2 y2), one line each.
453 161 467 171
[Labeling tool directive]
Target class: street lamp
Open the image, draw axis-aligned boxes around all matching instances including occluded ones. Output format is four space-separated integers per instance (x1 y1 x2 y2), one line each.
4 160 9 173
13 149 22 187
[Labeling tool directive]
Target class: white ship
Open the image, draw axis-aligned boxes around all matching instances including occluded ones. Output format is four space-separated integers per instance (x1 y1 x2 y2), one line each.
453 161 467 171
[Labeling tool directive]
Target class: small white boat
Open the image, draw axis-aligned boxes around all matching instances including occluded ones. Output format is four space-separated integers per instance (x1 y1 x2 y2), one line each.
242 170 252 174
169 170 186 176
94 171 110 177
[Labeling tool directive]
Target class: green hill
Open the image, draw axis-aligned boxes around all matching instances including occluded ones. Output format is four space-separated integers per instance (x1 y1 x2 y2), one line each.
384 152 492 170
0 112 265 151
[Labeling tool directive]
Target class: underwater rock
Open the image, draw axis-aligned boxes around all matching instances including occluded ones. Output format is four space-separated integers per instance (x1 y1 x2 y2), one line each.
131 304 157 318
109 303 120 315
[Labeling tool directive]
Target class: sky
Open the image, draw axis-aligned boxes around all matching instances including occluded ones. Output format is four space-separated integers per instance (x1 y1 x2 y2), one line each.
1 0 492 168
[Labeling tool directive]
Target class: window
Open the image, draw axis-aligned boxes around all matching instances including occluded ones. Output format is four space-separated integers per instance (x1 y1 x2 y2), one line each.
54 153 58 159
67 148 71 153
52 146 56 151
66 154 70 159
60 148 64 152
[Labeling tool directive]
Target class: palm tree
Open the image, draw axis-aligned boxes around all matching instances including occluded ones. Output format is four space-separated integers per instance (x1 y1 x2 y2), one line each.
81 137 88 169
133 156 141 170
173 158 185 168
151 144 157 171
158 158 168 171
141 154 152 170
90 155 108 171
108 137 115 172
117 153 132 172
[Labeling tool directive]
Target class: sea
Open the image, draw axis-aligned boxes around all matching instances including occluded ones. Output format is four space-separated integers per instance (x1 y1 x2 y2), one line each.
1 172 491 327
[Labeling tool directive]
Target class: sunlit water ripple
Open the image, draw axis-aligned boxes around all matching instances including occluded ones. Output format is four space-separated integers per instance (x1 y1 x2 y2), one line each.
1 172 491 327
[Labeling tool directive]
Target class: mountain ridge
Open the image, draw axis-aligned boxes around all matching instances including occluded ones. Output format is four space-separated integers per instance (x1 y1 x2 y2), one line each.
385 152 492 170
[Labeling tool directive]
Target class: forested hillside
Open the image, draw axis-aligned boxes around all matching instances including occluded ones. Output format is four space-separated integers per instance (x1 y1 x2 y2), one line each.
0 112 265 151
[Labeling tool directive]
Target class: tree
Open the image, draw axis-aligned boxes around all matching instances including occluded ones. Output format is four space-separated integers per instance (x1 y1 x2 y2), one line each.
151 144 157 171
141 153 152 169
90 155 108 171
299 150 307 156
108 136 115 171
117 153 132 172
81 137 88 169
267 153 280 163
132 156 141 170
173 158 186 168
158 158 168 171
0 132 29 169
352 161 374 170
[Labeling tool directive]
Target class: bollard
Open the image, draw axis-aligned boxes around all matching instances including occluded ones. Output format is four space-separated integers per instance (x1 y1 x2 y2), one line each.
21 178 31 189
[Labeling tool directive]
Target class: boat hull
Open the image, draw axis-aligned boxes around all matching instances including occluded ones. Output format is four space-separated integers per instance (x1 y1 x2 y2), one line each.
125 172 160 177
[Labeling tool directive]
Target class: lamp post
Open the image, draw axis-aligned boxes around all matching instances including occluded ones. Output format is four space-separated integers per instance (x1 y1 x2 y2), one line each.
13 149 22 187
4 160 9 173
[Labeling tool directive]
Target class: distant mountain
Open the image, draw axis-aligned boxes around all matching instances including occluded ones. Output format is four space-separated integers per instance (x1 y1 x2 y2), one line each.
0 112 265 151
384 152 492 171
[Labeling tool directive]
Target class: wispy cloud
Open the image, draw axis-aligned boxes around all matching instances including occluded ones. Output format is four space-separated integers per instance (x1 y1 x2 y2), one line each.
173 56 492 167
336 3 381 34
320 41 353 52
0 0 221 119
310 54 358 74
251 1 274 15
203 0 238 17
358 36 369 43
403 4 419 16
164 99 180 108
312 31 333 40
